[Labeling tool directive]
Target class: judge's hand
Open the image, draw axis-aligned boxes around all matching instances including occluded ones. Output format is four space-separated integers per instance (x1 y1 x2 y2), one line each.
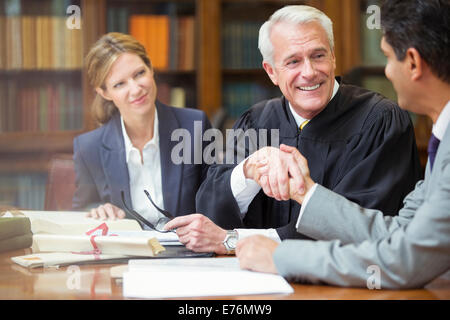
256 144 315 204
236 235 279 274
86 203 126 220
243 146 305 201
163 214 228 254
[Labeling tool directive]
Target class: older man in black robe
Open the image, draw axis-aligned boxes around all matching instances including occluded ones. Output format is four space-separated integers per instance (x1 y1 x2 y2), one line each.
164 5 422 254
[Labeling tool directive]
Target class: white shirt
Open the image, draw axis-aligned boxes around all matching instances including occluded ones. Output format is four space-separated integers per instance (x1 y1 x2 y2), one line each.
297 99 450 229
230 79 340 241
121 111 166 228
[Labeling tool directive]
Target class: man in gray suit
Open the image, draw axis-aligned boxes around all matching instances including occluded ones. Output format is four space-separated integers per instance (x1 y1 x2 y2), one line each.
236 0 450 289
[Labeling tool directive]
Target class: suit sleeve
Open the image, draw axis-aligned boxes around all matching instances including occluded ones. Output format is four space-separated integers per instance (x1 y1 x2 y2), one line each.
297 179 425 244
274 165 449 289
72 137 101 210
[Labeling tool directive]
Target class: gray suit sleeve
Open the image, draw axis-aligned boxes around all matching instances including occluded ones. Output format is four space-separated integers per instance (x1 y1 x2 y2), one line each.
273 166 450 289
297 179 426 244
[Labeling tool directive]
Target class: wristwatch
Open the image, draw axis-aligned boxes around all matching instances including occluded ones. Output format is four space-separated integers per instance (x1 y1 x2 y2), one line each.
222 230 239 254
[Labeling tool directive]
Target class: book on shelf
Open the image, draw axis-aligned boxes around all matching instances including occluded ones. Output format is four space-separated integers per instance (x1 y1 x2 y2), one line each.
128 14 195 71
0 78 83 133
1 15 82 70
223 82 281 119
222 21 262 70
157 83 187 108
0 173 47 210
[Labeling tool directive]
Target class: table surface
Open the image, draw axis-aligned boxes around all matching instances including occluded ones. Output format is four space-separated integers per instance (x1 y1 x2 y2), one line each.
1 249 449 300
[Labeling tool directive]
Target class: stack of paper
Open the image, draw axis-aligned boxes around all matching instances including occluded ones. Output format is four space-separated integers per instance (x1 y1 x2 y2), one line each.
122 258 294 298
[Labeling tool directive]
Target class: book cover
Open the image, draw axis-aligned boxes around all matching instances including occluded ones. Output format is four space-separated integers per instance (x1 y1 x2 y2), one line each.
0 217 31 241
0 232 32 253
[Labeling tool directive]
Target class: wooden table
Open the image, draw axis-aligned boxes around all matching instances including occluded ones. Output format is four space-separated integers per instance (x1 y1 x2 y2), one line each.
1 249 449 300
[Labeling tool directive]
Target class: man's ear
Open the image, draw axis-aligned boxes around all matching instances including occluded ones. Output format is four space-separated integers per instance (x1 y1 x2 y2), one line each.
406 47 423 81
95 87 113 101
263 61 278 86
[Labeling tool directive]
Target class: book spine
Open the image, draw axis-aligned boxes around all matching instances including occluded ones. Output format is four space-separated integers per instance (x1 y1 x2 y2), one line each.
0 233 33 253
0 218 31 241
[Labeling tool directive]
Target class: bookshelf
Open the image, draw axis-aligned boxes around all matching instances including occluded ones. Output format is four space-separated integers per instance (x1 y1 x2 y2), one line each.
0 0 413 209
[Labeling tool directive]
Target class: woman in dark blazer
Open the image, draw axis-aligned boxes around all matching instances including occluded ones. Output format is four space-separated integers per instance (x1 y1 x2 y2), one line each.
72 33 211 228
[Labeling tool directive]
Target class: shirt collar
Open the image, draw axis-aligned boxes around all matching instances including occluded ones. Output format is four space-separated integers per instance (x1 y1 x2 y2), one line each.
288 79 340 127
121 109 159 163
432 100 450 141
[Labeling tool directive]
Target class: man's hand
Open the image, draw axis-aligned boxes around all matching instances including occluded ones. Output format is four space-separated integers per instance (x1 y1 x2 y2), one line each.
86 203 126 220
279 144 315 204
243 146 304 201
163 214 228 254
235 235 279 274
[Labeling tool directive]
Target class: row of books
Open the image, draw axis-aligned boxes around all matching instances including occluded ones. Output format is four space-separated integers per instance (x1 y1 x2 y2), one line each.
222 21 262 70
223 82 281 119
0 16 83 70
128 14 195 71
0 80 83 132
2 0 73 16
0 173 47 211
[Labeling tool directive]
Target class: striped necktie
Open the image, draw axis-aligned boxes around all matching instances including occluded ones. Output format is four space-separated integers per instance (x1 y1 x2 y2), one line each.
427 133 440 171
299 120 309 131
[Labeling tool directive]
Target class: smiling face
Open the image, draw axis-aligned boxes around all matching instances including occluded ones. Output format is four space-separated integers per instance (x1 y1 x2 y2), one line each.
263 21 336 119
97 52 157 121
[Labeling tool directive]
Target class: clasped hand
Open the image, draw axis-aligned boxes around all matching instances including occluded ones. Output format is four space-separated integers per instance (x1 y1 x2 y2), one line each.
244 144 314 203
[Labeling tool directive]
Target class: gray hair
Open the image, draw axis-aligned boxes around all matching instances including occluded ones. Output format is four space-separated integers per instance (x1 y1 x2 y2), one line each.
258 5 334 65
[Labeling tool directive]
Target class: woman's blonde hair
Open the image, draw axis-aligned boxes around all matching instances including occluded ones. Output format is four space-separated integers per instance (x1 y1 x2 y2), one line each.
85 32 152 125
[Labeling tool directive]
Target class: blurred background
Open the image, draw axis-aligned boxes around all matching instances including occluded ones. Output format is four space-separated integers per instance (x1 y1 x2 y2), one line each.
0 0 431 210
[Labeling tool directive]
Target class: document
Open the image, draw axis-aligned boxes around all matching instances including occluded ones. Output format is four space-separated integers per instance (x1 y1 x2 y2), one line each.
2 210 142 235
32 234 165 257
123 257 294 298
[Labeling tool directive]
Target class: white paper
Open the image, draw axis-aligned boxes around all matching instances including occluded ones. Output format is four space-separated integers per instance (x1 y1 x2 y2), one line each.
2 210 142 235
123 257 293 298
129 257 240 271
113 230 180 244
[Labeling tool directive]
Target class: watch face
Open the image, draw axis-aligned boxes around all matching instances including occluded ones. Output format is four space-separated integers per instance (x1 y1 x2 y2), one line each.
227 235 238 249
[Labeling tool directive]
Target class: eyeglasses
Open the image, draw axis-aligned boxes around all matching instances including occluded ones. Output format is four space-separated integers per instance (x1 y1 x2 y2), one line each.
120 190 175 233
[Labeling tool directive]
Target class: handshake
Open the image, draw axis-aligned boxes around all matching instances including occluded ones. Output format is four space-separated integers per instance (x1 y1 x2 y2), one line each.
243 144 315 204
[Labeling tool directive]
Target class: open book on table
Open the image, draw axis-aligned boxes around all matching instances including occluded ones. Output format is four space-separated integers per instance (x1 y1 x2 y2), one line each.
5 210 213 268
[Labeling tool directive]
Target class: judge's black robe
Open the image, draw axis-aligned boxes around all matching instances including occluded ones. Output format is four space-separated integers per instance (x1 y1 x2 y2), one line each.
196 82 423 239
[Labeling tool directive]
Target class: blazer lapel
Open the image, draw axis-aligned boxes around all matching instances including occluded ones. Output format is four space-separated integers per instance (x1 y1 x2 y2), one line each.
100 113 132 209
157 101 182 215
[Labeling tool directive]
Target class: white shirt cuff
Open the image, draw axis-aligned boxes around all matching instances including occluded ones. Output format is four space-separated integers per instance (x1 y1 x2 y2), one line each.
236 228 281 243
295 183 318 230
230 158 261 216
